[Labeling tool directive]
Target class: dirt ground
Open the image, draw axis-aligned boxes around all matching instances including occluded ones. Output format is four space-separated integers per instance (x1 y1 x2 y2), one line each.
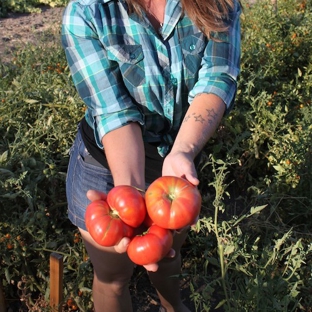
0 6 65 63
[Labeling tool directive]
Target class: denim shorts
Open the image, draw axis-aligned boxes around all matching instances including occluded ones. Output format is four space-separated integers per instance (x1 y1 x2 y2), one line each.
66 129 115 230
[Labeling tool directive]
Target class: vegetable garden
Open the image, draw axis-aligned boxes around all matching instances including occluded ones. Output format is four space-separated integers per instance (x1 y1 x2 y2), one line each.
0 0 311 311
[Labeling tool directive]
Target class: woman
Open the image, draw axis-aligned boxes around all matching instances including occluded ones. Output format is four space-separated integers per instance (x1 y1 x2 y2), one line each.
62 0 241 311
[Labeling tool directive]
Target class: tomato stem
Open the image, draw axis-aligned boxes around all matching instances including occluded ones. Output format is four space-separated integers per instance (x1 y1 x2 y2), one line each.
166 188 179 202
110 209 120 218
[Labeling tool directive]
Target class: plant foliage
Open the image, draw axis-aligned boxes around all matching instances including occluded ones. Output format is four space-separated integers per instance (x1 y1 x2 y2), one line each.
0 0 68 17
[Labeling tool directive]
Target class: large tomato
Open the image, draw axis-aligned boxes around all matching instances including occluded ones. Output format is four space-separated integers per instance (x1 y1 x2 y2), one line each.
85 199 134 247
145 176 202 230
127 225 173 265
107 185 146 228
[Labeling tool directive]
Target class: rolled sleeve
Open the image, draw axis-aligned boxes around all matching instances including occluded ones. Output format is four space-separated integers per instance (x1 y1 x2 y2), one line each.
188 1 241 114
94 108 143 147
61 1 143 148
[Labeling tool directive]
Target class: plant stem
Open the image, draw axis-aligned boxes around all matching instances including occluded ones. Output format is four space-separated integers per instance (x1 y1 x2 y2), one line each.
212 157 231 311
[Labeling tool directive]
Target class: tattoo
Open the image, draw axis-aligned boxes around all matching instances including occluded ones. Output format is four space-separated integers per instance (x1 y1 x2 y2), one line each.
183 108 218 125
206 108 218 120
183 114 191 122
180 107 220 156
207 118 214 125
194 114 205 123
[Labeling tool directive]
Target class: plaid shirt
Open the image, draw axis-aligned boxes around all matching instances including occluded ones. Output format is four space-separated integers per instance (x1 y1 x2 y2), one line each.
62 0 241 156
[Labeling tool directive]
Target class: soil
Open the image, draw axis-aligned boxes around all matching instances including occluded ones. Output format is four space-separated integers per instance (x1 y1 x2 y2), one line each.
0 6 65 64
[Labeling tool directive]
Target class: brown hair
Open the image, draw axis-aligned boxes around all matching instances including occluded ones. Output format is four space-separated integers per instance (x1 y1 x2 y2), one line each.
126 0 239 37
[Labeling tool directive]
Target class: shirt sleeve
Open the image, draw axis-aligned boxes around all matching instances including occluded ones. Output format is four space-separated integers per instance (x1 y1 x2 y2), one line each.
188 0 242 114
61 1 143 148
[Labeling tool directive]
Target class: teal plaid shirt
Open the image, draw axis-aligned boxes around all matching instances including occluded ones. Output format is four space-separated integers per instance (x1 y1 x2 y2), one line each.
62 0 241 156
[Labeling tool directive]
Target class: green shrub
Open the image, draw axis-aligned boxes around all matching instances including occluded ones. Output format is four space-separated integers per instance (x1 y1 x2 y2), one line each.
0 31 90 310
0 0 69 17
189 0 312 310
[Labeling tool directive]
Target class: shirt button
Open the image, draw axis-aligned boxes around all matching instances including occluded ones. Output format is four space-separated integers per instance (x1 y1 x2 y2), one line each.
190 44 196 51
170 74 177 85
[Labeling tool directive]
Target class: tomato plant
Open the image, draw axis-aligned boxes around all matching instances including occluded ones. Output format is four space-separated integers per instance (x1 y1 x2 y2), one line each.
107 185 146 228
85 199 134 247
145 176 202 230
127 224 173 265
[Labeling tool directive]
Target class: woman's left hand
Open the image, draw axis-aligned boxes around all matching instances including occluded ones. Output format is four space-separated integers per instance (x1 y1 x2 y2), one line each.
162 150 199 186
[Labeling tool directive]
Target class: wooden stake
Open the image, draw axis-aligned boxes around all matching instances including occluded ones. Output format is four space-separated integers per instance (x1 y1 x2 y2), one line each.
0 280 6 312
50 253 64 312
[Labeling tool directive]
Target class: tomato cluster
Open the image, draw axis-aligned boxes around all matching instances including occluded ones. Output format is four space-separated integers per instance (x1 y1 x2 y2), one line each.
85 176 202 265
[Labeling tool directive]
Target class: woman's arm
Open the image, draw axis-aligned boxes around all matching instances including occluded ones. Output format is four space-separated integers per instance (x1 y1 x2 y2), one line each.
163 2 241 185
163 93 225 185
101 122 145 190
62 2 144 150
173 94 225 159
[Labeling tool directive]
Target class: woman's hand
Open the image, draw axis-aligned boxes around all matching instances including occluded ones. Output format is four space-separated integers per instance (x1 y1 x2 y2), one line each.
86 189 175 272
86 189 107 201
162 151 199 186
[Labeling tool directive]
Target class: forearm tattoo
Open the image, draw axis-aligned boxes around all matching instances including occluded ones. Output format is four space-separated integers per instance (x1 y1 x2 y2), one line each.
183 108 218 125
181 108 219 155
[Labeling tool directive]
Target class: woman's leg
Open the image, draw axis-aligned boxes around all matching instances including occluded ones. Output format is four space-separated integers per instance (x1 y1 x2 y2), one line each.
148 228 191 312
80 229 134 312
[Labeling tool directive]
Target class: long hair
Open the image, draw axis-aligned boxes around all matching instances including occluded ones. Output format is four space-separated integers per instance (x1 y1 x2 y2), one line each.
125 0 239 37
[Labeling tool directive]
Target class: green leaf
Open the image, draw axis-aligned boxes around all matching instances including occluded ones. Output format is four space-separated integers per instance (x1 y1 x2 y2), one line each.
0 150 8 163
24 99 39 104
215 299 226 309
224 244 235 256
250 205 267 215
4 268 10 284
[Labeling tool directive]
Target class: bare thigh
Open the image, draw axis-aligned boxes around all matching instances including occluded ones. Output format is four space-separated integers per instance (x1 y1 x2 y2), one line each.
79 228 134 282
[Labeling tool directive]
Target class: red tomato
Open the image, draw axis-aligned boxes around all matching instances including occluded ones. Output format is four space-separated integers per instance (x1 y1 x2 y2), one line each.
145 176 202 230
85 200 134 247
142 211 154 228
107 185 147 228
127 225 173 265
